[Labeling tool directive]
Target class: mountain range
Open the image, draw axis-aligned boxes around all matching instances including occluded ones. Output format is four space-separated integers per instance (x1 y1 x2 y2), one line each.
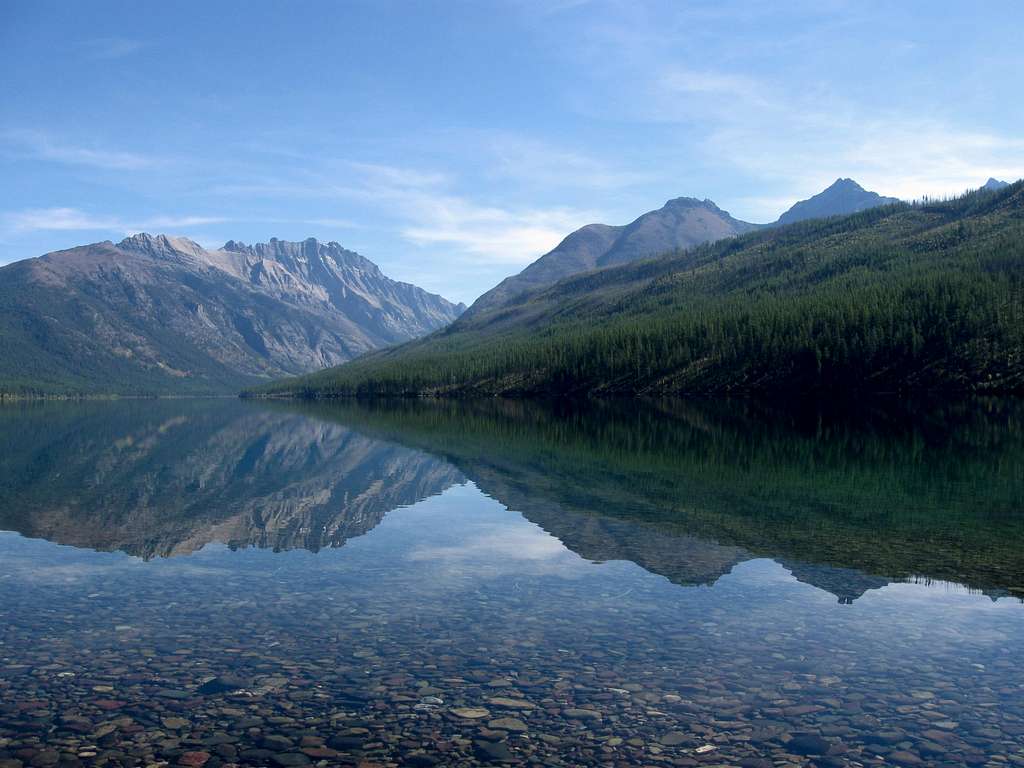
0 235 463 395
1 176 1014 397
256 179 1024 397
468 177 898 316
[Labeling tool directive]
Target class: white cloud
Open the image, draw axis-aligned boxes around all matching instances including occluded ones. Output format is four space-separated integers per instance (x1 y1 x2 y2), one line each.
214 158 602 267
513 0 595 17
660 68 763 100
704 112 1024 218
1 130 161 171
343 161 602 266
401 200 592 265
1 208 228 235
541 4 1024 221
352 159 602 264
302 217 360 229
409 526 569 563
3 208 121 232
612 61 1024 219
347 161 450 189
486 135 656 190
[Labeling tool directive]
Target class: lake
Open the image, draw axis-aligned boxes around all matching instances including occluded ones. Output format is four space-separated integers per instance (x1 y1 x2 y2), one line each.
0 398 1022 768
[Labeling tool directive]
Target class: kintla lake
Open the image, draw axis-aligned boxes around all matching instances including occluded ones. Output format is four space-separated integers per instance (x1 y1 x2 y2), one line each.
0 397 1022 767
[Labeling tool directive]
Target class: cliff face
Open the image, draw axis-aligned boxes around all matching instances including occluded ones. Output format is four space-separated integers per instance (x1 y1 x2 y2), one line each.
0 234 464 395
217 237 465 341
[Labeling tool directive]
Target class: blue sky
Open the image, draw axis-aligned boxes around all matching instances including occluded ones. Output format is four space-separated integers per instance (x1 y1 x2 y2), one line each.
2 1 1022 303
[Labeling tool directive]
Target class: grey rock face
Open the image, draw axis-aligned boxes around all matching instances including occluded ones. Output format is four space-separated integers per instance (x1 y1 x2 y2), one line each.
0 234 464 393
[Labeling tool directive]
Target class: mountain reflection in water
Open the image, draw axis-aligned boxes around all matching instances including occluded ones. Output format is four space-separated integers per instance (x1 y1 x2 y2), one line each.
1 397 1021 602
1 397 1023 768
0 401 463 558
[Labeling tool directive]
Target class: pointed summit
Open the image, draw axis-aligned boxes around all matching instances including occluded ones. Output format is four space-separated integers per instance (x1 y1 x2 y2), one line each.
982 178 1010 191
776 179 899 226
597 196 756 268
463 195 757 317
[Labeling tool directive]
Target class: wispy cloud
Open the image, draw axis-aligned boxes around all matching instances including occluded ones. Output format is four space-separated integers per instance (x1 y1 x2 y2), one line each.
639 57 1024 215
546 3 1024 221
514 0 595 17
210 158 602 267
401 203 592 265
300 217 360 229
660 68 764 100
1 130 162 171
486 135 656 190
3 208 121 232
701 107 1024 215
0 206 360 244
1 208 228 235
82 37 145 60
342 161 601 265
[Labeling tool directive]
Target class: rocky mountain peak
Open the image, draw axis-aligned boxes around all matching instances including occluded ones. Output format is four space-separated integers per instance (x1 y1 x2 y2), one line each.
463 193 756 319
661 196 725 214
218 237 381 275
828 178 865 192
982 177 1010 191
776 178 899 226
120 232 201 252
117 233 207 262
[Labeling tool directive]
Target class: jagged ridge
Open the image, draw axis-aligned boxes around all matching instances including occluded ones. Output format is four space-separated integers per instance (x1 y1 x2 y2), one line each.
0 235 464 396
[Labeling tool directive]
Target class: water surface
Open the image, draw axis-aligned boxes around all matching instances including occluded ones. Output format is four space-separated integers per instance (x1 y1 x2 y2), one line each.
1 398 1022 768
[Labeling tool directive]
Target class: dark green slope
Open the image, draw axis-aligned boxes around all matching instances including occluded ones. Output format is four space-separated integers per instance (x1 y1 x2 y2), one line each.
251 183 1024 397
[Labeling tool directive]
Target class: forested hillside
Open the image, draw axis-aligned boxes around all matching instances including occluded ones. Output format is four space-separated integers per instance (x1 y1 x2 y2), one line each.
250 182 1024 398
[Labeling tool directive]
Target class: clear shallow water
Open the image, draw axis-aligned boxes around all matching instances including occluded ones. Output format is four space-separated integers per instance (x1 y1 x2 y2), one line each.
0 399 1022 768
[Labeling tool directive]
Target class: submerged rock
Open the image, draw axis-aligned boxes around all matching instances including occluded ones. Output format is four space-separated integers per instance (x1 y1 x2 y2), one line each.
197 674 250 695
786 733 831 755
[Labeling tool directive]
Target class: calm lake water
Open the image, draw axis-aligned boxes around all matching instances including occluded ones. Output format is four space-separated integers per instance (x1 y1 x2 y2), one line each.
1 398 1022 768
